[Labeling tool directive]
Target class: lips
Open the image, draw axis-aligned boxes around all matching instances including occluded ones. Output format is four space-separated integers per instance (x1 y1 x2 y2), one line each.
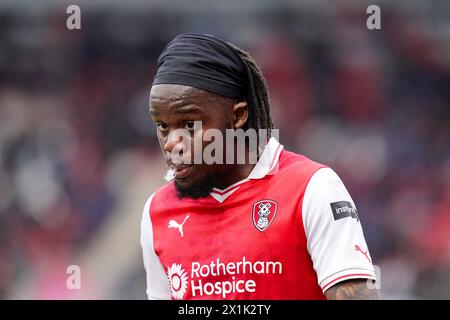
169 163 193 180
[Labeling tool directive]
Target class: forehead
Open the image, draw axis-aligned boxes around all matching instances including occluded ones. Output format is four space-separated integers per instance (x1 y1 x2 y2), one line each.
149 84 227 116
150 84 205 102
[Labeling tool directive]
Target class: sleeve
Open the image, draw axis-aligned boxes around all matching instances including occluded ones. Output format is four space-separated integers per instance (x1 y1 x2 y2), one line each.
302 167 377 293
140 193 171 300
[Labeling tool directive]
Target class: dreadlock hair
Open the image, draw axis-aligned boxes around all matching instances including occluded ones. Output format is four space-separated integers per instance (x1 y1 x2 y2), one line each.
227 43 274 137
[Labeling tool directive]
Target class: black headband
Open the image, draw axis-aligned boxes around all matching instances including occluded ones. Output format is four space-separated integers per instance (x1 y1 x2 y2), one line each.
153 33 247 99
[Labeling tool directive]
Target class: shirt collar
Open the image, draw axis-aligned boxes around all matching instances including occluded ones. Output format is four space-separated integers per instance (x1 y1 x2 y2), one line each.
248 137 284 179
210 138 284 198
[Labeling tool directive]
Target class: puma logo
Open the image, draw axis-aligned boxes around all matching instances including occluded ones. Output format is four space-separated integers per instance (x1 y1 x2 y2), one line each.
168 215 190 237
355 244 372 263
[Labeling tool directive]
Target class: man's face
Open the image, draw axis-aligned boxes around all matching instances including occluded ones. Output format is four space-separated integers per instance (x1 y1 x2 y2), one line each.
149 84 236 198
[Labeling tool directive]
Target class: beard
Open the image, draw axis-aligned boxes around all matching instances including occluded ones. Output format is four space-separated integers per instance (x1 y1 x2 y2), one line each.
174 175 217 199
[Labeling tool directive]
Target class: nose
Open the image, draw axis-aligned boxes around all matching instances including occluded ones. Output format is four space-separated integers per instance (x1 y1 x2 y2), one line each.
163 130 178 154
163 129 190 155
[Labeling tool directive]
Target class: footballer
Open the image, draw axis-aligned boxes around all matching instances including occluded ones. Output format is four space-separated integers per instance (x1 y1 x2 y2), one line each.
140 33 380 300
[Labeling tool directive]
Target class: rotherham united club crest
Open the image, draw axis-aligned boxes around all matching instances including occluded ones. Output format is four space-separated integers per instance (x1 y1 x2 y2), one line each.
252 199 278 232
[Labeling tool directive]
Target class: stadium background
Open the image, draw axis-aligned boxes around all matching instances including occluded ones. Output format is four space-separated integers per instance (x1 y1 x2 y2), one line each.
0 0 449 299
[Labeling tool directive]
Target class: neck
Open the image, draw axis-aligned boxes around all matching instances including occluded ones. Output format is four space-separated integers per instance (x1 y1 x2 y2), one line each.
214 163 255 190
213 145 260 189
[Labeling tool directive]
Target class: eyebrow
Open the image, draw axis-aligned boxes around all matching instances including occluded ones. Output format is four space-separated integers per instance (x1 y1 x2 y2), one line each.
149 108 159 116
149 103 204 118
173 104 204 115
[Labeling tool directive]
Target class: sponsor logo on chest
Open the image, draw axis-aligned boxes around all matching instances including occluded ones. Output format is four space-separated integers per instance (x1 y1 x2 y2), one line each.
166 257 283 300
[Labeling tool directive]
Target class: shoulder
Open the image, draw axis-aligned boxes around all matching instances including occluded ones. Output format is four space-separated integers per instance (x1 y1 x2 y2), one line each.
144 180 200 218
302 167 355 222
303 167 353 207
276 150 328 185
149 181 179 208
279 150 326 172
301 166 362 247
153 181 176 198
306 167 346 193
140 182 178 223
140 182 177 241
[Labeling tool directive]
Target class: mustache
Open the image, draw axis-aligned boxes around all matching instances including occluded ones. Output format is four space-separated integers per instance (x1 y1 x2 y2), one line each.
164 160 194 182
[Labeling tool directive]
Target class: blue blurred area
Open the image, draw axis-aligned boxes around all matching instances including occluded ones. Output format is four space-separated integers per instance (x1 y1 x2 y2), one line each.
0 1 449 299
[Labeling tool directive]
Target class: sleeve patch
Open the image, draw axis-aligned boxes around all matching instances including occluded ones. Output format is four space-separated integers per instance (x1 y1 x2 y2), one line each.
330 201 359 222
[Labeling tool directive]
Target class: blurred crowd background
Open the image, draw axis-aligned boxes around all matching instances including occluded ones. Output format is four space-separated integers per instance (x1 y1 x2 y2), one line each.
0 0 449 299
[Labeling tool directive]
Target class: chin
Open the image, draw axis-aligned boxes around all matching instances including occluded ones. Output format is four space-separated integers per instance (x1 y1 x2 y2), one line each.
174 176 215 199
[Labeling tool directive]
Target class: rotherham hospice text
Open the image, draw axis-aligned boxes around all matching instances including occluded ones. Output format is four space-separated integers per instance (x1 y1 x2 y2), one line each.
189 257 283 298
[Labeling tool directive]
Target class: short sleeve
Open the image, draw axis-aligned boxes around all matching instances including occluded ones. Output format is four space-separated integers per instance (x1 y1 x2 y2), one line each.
140 193 171 299
302 168 377 293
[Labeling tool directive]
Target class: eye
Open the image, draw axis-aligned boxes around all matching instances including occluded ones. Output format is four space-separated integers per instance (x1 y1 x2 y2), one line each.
156 122 168 131
184 121 195 130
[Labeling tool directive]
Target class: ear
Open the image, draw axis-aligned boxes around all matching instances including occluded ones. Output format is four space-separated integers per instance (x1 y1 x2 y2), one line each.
232 101 248 129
